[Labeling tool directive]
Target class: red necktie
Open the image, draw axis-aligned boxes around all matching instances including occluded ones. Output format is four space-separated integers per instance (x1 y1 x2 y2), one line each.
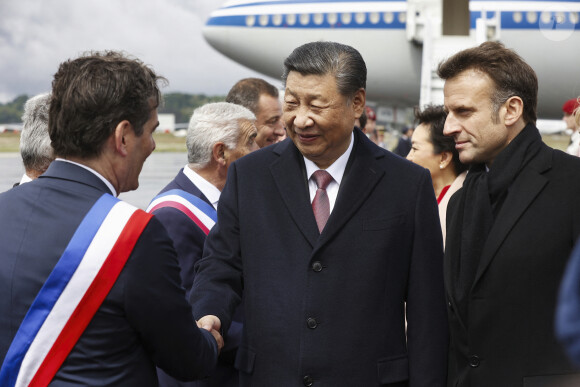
312 170 333 233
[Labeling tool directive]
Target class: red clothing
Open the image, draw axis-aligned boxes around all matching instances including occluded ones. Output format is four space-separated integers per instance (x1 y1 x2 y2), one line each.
437 185 451 204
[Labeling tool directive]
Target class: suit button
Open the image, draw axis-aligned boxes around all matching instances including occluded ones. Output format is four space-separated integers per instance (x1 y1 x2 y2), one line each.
469 355 480 368
312 261 323 272
306 317 318 329
303 375 314 386
447 301 454 312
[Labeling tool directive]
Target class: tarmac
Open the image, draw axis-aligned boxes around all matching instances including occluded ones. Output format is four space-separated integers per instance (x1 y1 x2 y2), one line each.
0 152 187 210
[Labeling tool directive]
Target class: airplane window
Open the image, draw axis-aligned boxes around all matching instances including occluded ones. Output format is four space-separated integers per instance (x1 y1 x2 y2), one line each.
540 11 551 24
355 12 366 24
314 13 324 25
273 14 283 26
398 12 406 24
513 11 522 23
327 13 338 25
526 11 537 24
571 12 579 24
369 12 380 24
300 13 310 25
384 12 394 24
287 14 296 26
341 13 352 25
555 12 566 25
259 14 269 26
246 15 256 27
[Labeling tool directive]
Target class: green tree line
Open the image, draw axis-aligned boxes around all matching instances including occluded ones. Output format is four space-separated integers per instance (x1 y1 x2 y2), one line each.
0 93 225 124
160 93 225 123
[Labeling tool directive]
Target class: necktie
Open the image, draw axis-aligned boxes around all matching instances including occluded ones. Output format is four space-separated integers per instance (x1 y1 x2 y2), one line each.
312 170 333 233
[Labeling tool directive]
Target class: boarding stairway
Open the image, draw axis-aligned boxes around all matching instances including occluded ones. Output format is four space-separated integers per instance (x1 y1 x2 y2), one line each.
406 0 501 108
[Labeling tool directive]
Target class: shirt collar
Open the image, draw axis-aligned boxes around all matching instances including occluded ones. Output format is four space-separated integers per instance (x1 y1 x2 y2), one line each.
304 131 354 184
183 165 221 209
19 174 33 185
56 158 117 197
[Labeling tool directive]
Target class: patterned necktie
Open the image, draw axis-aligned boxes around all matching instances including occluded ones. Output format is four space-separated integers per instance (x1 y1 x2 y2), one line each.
312 170 333 233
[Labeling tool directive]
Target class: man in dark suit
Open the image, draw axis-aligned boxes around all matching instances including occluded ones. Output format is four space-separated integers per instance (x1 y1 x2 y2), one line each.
393 126 413 157
150 102 258 387
439 41 580 386
192 41 448 386
0 51 221 386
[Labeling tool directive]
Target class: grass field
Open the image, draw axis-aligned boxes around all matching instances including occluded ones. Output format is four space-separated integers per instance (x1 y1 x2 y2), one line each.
0 132 186 153
0 130 570 154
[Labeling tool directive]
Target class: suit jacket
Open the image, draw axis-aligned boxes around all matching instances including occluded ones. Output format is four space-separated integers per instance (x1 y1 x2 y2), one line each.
153 169 241 387
556 238 580 367
192 129 448 386
393 136 412 157
445 140 580 386
0 160 217 386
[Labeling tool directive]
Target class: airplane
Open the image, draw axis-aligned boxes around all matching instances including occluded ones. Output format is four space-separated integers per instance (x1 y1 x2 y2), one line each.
202 0 580 128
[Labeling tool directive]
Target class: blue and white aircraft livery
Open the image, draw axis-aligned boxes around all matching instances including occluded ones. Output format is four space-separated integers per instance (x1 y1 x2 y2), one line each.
203 0 580 119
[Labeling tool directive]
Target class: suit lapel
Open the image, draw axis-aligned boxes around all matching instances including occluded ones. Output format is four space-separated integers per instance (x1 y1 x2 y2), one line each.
174 169 212 206
316 131 385 248
270 141 320 247
270 131 385 250
472 146 551 289
444 191 465 314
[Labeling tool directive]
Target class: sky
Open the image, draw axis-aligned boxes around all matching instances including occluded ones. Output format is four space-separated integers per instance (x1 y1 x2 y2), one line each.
0 0 281 103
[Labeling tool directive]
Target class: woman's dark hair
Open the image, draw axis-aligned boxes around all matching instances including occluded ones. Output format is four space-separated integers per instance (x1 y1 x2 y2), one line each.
414 104 468 175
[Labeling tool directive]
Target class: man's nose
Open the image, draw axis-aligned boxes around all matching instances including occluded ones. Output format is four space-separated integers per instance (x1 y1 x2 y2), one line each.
293 107 314 129
274 119 285 136
443 115 460 137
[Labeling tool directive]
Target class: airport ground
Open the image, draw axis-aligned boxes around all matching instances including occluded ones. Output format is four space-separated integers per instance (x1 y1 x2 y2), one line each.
0 130 572 153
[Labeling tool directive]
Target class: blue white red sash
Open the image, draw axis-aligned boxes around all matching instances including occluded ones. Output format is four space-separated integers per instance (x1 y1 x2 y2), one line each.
147 189 217 235
0 194 152 387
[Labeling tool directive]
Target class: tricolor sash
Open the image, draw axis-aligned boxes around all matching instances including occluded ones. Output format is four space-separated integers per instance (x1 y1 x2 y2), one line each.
147 189 217 235
0 194 152 387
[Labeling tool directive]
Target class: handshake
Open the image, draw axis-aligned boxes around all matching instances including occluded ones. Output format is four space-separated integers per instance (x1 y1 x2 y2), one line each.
197 315 224 352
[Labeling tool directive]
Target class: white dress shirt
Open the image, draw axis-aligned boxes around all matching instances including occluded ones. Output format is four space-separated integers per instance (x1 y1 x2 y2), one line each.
183 165 221 210
304 132 354 213
19 174 33 185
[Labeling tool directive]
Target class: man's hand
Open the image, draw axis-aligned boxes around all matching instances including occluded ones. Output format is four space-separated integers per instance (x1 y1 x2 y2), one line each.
198 315 223 352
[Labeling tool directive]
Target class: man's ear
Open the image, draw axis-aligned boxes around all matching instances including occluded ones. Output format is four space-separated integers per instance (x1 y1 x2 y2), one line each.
114 120 132 157
503 96 524 126
212 142 227 166
352 88 366 118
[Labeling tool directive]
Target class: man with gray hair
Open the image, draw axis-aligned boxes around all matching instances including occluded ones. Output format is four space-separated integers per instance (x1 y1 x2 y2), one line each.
16 93 54 185
192 41 448 386
148 102 258 387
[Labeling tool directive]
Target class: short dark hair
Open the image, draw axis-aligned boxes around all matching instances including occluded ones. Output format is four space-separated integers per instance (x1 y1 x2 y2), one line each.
226 78 279 114
282 41 366 100
414 104 468 175
49 51 166 159
437 41 537 124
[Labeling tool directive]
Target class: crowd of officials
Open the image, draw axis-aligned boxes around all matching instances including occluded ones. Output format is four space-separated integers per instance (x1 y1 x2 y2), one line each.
1 40 580 387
